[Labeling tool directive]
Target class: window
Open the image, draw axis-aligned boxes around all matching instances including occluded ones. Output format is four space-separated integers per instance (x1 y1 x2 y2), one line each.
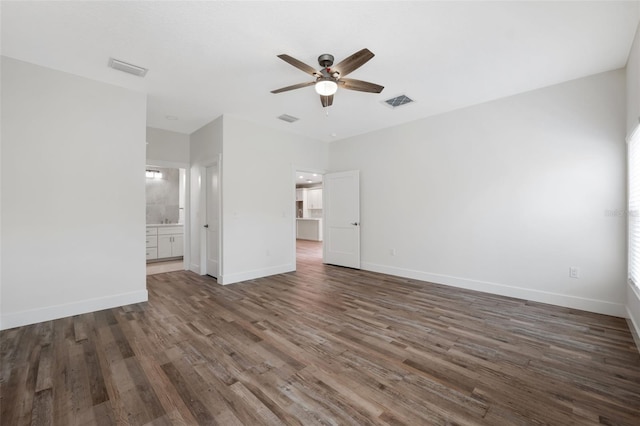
630 127 640 288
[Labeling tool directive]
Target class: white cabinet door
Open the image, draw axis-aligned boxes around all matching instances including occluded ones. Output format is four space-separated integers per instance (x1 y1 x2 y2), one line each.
157 235 173 258
154 225 184 259
172 235 184 257
146 248 158 260
310 189 318 209
307 188 323 209
158 234 184 258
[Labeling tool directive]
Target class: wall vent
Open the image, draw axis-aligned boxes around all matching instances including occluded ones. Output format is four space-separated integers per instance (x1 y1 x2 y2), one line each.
383 94 414 108
108 58 148 77
277 114 299 123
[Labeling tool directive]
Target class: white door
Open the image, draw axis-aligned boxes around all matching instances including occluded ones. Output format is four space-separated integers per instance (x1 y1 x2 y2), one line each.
323 170 360 268
206 164 219 277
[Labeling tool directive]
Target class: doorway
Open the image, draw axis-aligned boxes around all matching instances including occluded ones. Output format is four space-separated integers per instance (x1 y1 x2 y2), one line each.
145 165 187 275
295 170 324 265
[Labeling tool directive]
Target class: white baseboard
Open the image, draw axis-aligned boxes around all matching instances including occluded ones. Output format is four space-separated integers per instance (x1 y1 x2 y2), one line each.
189 263 200 274
219 263 295 285
361 262 627 318
0 290 148 331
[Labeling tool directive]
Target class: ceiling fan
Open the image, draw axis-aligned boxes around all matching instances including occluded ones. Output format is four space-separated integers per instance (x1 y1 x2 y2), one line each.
271 48 384 107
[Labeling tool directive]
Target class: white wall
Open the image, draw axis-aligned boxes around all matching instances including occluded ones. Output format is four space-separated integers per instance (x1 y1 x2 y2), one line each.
330 69 627 317
189 116 223 274
220 115 329 284
626 22 640 344
146 126 190 164
1 57 148 329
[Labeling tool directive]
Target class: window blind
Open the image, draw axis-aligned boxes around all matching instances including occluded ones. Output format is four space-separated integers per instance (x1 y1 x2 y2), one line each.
630 127 640 288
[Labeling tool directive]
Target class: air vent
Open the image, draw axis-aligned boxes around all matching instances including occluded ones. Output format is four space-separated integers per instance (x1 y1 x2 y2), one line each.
108 58 148 77
383 94 414 108
277 114 299 123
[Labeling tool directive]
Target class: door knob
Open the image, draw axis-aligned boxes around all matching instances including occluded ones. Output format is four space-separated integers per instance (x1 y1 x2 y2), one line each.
350 222 359 226
204 224 209 228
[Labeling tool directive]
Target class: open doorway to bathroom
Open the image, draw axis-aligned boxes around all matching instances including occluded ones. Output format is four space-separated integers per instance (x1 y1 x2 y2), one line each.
295 170 324 265
146 165 187 275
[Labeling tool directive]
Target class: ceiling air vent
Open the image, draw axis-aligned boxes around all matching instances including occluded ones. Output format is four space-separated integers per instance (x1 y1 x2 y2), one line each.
383 94 414 108
277 114 299 123
108 58 148 77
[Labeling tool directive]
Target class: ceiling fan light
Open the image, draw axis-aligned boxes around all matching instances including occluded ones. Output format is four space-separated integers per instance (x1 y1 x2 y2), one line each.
315 80 338 96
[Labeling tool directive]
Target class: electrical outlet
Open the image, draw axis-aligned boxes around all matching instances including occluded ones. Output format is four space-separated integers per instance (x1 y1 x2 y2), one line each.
390 248 396 256
569 267 580 279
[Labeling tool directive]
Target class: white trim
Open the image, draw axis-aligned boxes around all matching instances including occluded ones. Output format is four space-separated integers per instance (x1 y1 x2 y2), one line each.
201 155 223 282
628 125 640 292
626 317 640 356
362 262 627 318
627 120 640 143
218 263 295 285
198 165 207 276
627 283 640 354
0 290 148 330
218 154 223 281
146 159 188 169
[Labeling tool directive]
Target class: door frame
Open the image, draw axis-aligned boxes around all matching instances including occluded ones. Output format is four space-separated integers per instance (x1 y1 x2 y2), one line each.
146 159 190 271
199 155 223 281
291 165 326 269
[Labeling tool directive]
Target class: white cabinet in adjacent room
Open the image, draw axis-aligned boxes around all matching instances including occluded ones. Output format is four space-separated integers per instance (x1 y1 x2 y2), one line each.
171 234 184 257
148 225 184 260
157 226 184 258
306 188 323 209
296 218 323 241
146 227 158 260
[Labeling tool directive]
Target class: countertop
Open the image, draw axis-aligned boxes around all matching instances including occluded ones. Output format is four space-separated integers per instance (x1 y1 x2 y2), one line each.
296 218 322 221
147 223 184 227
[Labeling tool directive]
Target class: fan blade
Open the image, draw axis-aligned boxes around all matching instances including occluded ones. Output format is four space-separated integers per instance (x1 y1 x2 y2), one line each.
271 81 315 94
277 54 319 77
339 78 384 93
320 95 334 107
332 48 375 78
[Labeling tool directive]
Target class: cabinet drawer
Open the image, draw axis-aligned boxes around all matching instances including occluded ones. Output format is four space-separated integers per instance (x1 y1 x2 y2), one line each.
146 227 158 236
146 247 158 260
158 226 183 235
146 236 157 248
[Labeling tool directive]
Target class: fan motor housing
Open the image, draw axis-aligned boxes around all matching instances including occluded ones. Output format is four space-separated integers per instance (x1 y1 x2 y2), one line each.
318 54 334 68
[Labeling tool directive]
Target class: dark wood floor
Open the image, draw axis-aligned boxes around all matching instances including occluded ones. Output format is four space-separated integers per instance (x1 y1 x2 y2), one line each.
2 240 640 425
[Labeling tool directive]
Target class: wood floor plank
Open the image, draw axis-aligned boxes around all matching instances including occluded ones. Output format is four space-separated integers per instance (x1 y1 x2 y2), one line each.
30 388 53 426
2 240 640 425
160 361 217 425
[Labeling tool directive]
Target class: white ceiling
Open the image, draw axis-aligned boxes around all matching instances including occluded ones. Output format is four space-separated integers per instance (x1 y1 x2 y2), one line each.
2 1 638 142
296 171 323 186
